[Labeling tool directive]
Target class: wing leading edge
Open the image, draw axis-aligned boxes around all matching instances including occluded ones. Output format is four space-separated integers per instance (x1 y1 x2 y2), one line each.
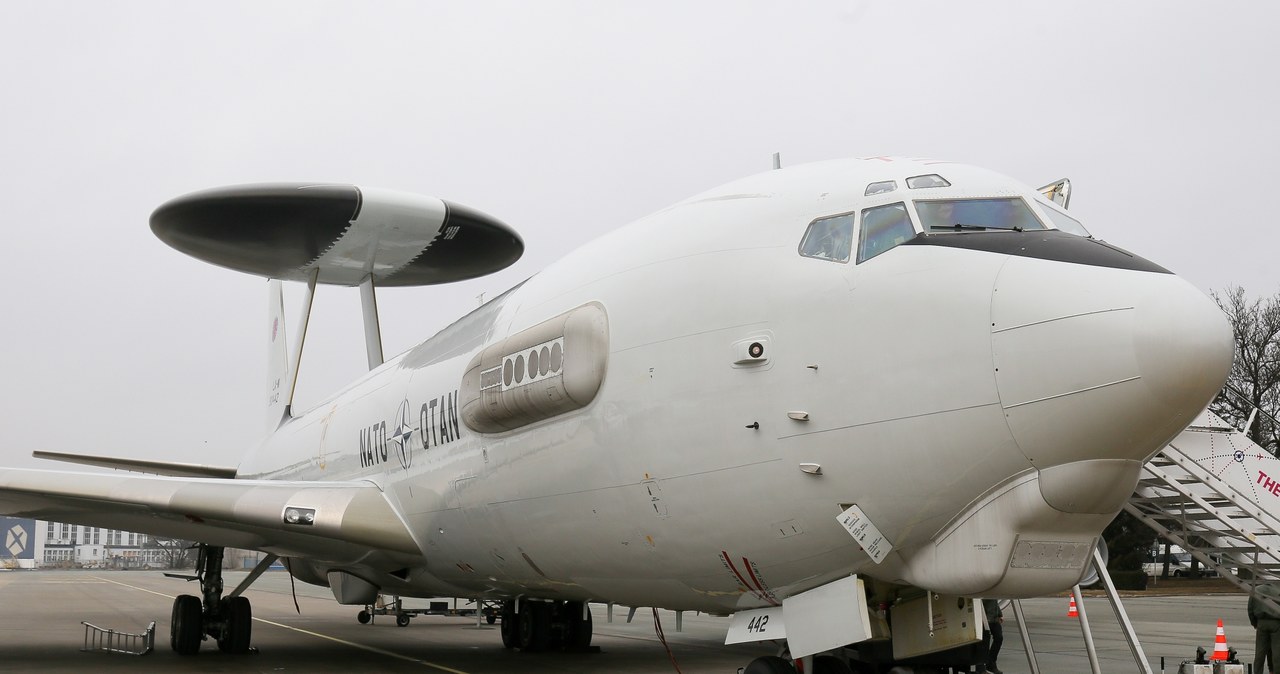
0 468 422 565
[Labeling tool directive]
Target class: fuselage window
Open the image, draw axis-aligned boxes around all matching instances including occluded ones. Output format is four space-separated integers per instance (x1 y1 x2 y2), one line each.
916 197 1045 233
1039 203 1091 237
799 212 855 263
858 202 914 263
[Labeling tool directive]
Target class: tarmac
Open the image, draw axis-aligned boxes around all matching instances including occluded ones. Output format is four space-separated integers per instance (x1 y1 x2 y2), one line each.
0 569 1258 673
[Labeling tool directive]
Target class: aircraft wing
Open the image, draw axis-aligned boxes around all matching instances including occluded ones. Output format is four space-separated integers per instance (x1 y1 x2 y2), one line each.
31 450 238 479
0 468 422 565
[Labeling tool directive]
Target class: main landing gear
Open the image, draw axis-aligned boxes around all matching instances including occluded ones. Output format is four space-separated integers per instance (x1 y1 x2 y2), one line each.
169 545 254 655
499 599 593 653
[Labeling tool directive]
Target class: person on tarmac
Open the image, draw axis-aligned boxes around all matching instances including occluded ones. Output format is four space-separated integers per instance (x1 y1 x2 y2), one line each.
1250 582 1280 674
983 598 1004 674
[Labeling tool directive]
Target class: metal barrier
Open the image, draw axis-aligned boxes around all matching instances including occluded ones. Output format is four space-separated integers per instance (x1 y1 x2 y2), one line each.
80 620 155 656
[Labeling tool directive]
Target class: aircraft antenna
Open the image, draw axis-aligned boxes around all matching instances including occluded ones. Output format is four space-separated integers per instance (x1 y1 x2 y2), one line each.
772 152 782 170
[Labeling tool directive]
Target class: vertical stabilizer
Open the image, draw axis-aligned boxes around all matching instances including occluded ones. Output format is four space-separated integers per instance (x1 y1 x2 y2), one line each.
266 279 289 432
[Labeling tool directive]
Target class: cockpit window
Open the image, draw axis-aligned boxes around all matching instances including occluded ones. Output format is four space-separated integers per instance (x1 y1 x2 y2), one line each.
916 197 1045 233
799 212 854 263
858 202 915 263
865 180 897 196
1039 204 1091 237
907 174 950 189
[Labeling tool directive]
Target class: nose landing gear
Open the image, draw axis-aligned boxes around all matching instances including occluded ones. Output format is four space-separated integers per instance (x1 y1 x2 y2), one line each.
169 545 255 655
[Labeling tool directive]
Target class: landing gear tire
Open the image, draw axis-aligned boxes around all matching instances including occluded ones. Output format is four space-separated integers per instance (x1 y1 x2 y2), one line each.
217 596 252 654
500 601 519 649
357 610 371 624
170 594 203 656
517 601 551 652
501 599 594 653
168 544 257 656
396 614 411 627
565 601 592 650
743 655 796 674
486 614 497 625
812 655 854 674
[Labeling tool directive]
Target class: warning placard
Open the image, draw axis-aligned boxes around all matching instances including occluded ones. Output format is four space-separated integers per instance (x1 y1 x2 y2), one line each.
836 504 892 564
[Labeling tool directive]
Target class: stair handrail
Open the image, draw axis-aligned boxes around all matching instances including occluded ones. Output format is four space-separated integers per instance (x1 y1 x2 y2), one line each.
1219 383 1279 455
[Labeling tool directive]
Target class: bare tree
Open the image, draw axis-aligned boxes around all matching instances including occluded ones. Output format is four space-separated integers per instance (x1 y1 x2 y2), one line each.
146 536 196 569
1210 285 1280 454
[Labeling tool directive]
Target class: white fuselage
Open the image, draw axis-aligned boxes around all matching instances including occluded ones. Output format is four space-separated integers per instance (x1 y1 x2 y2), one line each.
235 158 1233 613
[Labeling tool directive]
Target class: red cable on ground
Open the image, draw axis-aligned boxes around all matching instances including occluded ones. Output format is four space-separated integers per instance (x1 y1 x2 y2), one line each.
652 607 685 674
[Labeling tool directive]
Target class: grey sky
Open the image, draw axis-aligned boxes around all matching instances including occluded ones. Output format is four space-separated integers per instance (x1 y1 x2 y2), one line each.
1 1 1276 468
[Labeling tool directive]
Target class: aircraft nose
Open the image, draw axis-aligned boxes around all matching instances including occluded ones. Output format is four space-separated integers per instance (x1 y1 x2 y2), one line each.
991 256 1233 468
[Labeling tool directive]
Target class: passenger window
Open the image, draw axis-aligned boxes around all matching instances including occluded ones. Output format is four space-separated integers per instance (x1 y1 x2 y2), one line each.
799 212 854 263
858 202 914 263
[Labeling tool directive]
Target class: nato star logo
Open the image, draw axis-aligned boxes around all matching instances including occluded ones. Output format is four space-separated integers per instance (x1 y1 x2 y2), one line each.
392 399 413 470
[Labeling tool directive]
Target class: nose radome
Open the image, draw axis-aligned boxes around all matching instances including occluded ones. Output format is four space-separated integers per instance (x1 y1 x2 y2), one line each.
991 256 1233 468
1130 277 1235 415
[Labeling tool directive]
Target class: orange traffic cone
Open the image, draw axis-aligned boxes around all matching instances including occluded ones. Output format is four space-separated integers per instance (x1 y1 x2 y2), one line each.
1211 618 1229 661
1067 596 1078 618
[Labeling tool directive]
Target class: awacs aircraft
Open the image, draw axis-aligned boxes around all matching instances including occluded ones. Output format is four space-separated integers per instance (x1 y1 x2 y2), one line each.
0 157 1233 672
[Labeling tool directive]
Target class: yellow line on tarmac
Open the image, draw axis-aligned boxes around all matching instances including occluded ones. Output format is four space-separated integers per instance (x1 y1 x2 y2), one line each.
90 576 471 674
92 575 175 600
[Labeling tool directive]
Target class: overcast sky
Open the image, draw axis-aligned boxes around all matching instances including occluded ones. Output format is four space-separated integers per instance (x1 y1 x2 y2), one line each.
1 1 1276 469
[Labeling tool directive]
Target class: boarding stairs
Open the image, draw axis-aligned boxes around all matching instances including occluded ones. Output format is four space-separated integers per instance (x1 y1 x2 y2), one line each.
1125 408 1280 606
1013 407 1280 674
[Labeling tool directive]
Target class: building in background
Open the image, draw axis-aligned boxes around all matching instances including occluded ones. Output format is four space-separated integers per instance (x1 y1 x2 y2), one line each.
37 521 169 568
0 519 267 572
0 519 264 570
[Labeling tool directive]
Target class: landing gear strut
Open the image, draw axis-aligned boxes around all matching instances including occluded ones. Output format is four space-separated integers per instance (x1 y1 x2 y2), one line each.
169 545 254 655
499 599 594 653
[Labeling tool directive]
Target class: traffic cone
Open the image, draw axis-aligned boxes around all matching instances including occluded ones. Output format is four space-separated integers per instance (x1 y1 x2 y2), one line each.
1067 596 1078 618
1211 618 1229 661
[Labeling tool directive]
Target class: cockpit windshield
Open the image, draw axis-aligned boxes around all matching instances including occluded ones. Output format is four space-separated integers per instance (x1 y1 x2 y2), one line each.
859 202 914 263
1039 204 1091 237
916 198 1045 233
